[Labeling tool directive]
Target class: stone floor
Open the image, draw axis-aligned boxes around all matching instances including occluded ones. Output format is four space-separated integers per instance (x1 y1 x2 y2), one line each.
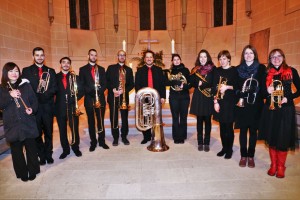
0 106 300 199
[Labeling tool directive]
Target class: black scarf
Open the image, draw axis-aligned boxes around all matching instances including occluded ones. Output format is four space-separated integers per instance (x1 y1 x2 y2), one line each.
237 60 259 79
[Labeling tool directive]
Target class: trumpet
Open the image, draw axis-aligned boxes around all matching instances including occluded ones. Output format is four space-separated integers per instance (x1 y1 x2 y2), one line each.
37 69 50 93
269 79 284 110
165 70 187 91
7 81 29 110
236 74 259 107
195 72 212 97
215 76 227 100
135 87 169 152
93 66 101 108
119 67 127 110
69 70 83 116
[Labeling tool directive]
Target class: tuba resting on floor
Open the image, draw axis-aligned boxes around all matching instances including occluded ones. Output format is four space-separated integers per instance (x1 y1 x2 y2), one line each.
135 87 169 152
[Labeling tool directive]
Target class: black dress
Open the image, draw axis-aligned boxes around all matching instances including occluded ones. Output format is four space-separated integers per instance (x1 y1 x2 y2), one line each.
259 66 300 151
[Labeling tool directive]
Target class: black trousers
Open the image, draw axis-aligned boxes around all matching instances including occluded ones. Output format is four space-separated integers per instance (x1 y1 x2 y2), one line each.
35 105 54 161
56 104 80 154
219 122 234 153
10 138 40 179
239 126 257 157
85 105 106 147
109 98 129 140
197 115 212 145
169 95 190 141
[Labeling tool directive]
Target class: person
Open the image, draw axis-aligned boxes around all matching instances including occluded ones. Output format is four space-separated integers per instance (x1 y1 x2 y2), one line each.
258 48 300 178
235 45 266 168
0 62 40 182
55 57 84 159
190 50 215 151
79 49 109 151
135 50 166 144
22 47 57 165
213 50 238 159
165 54 190 144
106 50 134 146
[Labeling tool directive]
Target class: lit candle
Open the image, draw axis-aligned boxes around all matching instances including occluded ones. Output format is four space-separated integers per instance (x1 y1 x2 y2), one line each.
122 40 126 52
129 63 132 68
171 39 175 54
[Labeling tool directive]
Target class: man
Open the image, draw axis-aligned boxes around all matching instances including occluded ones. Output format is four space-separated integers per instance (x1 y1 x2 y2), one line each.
55 57 83 159
106 50 134 146
79 49 109 151
135 50 166 144
22 47 57 165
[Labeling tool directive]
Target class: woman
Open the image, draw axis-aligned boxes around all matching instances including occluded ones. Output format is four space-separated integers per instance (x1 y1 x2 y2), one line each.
235 45 266 168
165 54 190 144
0 62 40 182
213 50 238 159
259 49 300 178
190 49 215 151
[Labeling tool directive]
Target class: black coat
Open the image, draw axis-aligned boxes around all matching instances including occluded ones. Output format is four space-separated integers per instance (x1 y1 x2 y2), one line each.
79 64 107 107
106 64 134 104
55 72 84 117
135 65 166 99
22 64 57 105
0 80 39 142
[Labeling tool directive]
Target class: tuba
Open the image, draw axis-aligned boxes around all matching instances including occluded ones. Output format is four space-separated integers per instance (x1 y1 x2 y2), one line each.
135 87 169 152
37 69 50 93
236 74 259 107
69 70 83 116
215 76 228 100
165 70 187 91
93 66 101 108
269 79 284 110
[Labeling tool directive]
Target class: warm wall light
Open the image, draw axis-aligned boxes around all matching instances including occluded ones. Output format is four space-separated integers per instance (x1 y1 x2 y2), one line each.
182 0 187 30
113 0 119 32
48 0 54 25
245 0 252 18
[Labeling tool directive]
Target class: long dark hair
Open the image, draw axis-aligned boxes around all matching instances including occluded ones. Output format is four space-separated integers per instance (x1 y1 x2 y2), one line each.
240 45 259 64
195 49 214 66
1 62 22 87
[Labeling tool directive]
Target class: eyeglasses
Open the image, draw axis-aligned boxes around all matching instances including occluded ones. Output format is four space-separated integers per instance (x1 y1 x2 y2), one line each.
118 54 126 57
270 55 282 60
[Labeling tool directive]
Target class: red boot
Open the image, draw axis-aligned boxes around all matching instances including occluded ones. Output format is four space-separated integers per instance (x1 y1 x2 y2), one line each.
267 147 277 176
276 150 288 178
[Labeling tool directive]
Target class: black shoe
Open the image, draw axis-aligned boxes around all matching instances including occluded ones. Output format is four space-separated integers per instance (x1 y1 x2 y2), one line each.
141 138 150 144
122 138 130 145
100 143 110 149
39 159 46 166
28 175 36 181
89 145 96 152
204 145 210 152
174 140 180 144
217 149 226 157
198 145 204 151
112 139 118 146
74 150 82 157
59 152 70 159
224 150 233 159
179 140 185 144
46 157 54 164
21 177 28 182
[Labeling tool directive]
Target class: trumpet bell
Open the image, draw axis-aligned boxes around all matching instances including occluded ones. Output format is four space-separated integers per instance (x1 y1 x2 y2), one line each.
147 124 169 152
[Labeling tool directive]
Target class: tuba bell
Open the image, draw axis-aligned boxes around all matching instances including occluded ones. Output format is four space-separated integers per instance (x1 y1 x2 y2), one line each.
215 76 228 100
165 70 187 91
37 69 50 93
236 74 259 107
69 70 83 116
135 87 169 152
269 79 284 110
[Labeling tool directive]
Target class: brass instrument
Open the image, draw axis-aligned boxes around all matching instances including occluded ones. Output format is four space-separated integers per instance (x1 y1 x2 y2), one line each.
236 74 259 107
269 79 284 110
215 76 228 100
65 94 75 145
135 87 169 152
7 81 29 110
37 69 50 93
165 70 187 91
69 70 83 116
119 67 127 110
93 66 101 108
195 72 212 97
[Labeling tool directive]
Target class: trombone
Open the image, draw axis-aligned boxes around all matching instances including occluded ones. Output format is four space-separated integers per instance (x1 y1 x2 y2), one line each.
7 81 30 110
65 94 75 145
69 70 83 116
93 66 101 108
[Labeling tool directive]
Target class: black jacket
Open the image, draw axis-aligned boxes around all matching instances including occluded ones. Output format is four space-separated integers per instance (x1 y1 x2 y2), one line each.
0 80 39 142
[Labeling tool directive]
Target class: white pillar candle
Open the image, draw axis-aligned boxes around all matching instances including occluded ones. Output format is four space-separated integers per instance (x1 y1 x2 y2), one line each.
171 39 175 54
129 63 132 68
122 40 126 52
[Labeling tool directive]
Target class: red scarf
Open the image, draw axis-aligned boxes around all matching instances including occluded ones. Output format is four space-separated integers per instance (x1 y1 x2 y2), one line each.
266 65 292 87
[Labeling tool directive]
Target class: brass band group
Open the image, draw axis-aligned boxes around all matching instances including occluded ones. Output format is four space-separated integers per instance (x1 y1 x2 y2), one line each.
0 45 299 182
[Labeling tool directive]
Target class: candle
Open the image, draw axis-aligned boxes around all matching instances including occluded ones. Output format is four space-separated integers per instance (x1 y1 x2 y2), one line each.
171 39 175 54
129 63 132 68
122 40 126 52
